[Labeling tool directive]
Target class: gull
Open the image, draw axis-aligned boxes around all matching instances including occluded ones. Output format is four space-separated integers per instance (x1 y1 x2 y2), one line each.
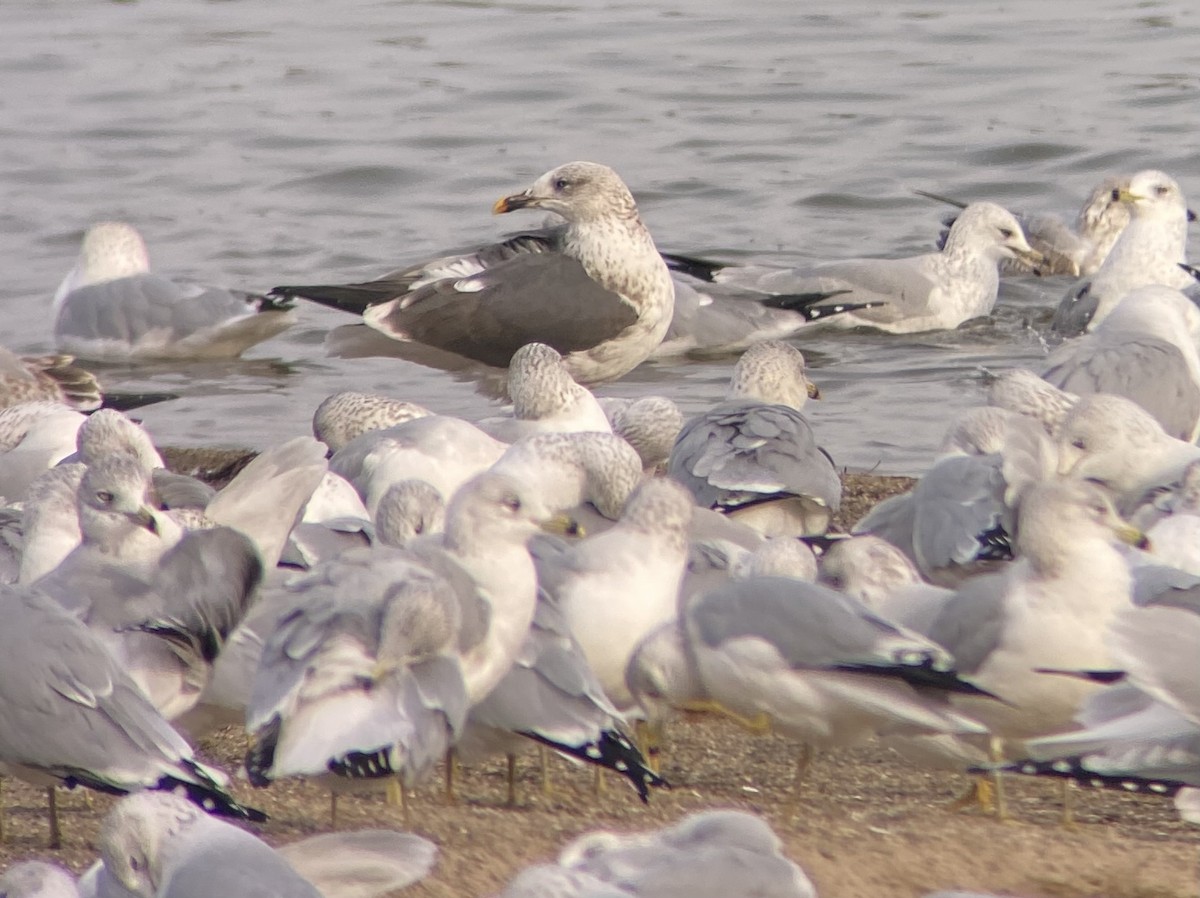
669 340 840 537
245 472 543 798
1051 170 1194 336
273 162 676 385
0 402 87 502
477 343 612 442
495 810 816 898
664 202 1042 334
534 478 694 711
1042 285 1200 440
312 391 431 454
1054 394 1200 516
926 481 1145 756
37 527 263 722
53 222 296 362
854 407 1056 585
0 347 101 412
0 583 261 846
87 792 436 898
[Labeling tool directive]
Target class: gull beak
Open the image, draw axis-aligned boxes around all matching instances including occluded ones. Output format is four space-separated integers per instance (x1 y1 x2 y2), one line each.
493 190 536 214
130 505 159 534
1013 245 1046 270
1113 521 1149 550
1114 187 1144 205
540 513 586 538
806 380 821 400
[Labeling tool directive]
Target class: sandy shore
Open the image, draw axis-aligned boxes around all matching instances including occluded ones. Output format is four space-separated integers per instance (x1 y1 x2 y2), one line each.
3 462 1193 897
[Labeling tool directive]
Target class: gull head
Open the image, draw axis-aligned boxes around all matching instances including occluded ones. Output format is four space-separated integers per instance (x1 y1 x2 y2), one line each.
1054 394 1171 495
77 453 162 544
100 792 202 897
948 202 1044 269
78 221 151 286
726 340 819 410
493 161 638 225
1114 169 1187 221
1016 479 1146 575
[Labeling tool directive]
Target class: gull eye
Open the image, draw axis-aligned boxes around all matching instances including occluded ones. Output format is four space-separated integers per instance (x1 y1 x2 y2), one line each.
1111 188 1121 201
1071 438 1086 450
998 227 1014 239
96 489 114 504
503 494 522 512
1155 184 1170 197
553 177 570 191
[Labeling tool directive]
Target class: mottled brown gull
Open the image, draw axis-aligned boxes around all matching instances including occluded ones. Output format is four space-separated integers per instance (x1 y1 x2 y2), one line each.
273 162 675 385
53 222 296 362
312 391 431 454
0 347 101 413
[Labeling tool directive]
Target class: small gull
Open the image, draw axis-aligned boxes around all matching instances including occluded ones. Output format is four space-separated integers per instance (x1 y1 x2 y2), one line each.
533 478 693 711
1042 285 1200 440
273 162 676 385
312 391 431 454
0 583 262 846
599 396 683 472
53 222 296 362
37 527 262 722
476 342 612 442
854 408 1055 585
1051 169 1194 336
0 347 101 412
682 572 989 794
495 809 816 898
330 415 506 517
669 340 840 537
666 202 1042 334
1054 394 1200 515
88 791 436 898
926 481 1145 753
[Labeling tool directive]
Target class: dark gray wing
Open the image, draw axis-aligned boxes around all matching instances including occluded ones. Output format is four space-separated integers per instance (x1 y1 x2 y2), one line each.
1042 336 1200 440
270 229 561 314
668 400 840 512
363 251 639 367
925 572 1009 676
1050 280 1098 337
1131 564 1200 613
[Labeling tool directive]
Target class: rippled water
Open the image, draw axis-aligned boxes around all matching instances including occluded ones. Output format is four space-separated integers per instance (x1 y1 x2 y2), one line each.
2 0 1199 474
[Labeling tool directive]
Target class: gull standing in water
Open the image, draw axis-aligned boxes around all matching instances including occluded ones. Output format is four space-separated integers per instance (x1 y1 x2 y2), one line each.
273 162 675 385
669 340 840 537
53 222 296 362
1051 170 1194 336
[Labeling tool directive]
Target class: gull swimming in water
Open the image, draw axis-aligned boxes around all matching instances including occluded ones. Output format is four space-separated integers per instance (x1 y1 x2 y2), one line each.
273 162 676 385
669 340 840 537
663 202 1042 334
53 221 296 362
1051 170 1194 336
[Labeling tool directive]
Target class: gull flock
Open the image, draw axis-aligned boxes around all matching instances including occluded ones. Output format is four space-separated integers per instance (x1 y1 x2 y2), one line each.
0 161 1198 897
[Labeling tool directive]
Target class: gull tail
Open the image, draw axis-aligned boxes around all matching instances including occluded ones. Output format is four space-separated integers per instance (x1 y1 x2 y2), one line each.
991 757 1185 798
520 729 668 803
270 282 399 315
758 292 884 322
24 354 103 412
245 716 281 788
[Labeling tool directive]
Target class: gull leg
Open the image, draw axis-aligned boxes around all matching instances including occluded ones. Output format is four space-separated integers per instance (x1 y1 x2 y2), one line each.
443 749 458 805
539 745 554 797
634 719 663 774
0 776 5 843
47 787 61 849
505 754 517 807
592 765 607 797
386 778 410 825
681 700 771 735
329 791 339 829
1060 779 1077 830
988 736 1010 822
946 777 996 814
784 744 815 820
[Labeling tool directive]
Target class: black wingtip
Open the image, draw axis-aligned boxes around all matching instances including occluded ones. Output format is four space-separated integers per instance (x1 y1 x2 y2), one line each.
832 660 1001 700
159 769 268 823
269 284 380 315
245 717 280 789
1179 262 1200 282
520 730 667 803
660 251 730 283
992 757 1186 799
